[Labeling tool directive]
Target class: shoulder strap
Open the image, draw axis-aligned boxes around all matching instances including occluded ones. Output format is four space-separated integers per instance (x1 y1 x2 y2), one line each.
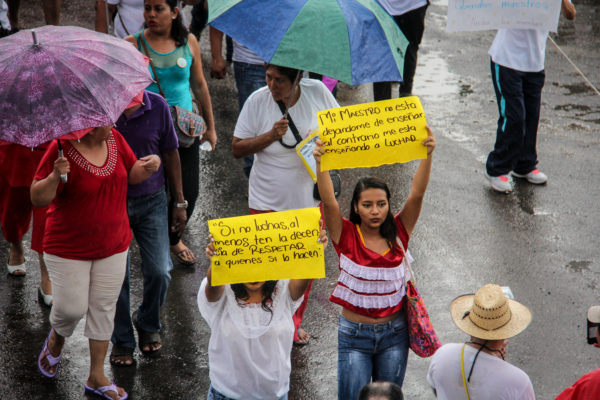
461 344 471 400
276 100 302 149
138 32 166 99
396 236 415 286
117 7 131 37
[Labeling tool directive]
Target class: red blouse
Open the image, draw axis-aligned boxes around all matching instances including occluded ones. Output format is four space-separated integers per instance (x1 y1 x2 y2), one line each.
330 214 409 318
34 129 137 260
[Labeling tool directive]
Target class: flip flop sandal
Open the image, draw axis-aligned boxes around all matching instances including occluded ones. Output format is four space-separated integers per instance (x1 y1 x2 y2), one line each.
293 328 310 346
109 345 136 367
38 328 62 378
174 248 196 266
132 311 161 357
7 262 26 276
84 382 128 400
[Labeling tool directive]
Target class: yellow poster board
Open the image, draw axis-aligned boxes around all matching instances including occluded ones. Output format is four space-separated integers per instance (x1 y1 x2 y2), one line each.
208 208 325 285
317 96 428 171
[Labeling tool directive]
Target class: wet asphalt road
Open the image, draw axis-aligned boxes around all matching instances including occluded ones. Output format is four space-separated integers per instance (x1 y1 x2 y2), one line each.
1 1 599 399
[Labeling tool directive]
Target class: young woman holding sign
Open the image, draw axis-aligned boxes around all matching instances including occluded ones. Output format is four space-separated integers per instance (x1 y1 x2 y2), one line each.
198 229 328 400
313 127 435 400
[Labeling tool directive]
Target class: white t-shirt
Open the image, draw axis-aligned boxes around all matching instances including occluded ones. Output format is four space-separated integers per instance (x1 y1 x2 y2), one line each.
232 40 265 65
489 29 548 72
108 0 144 38
197 278 303 400
109 0 187 38
427 343 535 400
377 0 428 16
234 78 339 211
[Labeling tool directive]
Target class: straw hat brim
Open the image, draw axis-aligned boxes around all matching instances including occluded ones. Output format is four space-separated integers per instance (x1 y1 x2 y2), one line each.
450 294 532 340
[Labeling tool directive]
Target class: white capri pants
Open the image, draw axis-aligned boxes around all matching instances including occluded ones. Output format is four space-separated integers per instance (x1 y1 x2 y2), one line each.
44 250 128 341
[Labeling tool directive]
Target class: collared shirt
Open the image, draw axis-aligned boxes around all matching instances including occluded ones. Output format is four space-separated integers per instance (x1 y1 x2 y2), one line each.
114 91 178 198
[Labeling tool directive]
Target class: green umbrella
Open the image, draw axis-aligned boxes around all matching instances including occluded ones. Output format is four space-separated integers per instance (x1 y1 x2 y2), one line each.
208 0 409 85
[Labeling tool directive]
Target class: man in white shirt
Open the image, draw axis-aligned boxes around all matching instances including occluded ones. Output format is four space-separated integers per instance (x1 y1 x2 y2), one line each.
427 284 535 400
484 0 576 193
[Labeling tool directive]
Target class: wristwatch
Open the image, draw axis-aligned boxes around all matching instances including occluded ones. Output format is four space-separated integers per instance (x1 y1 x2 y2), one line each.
174 200 188 209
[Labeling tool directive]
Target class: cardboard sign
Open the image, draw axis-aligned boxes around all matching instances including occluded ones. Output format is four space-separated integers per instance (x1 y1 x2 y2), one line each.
208 208 325 285
317 96 428 171
447 0 562 32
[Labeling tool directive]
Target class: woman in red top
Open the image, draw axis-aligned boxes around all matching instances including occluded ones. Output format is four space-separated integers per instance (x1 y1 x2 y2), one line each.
31 125 160 400
314 127 435 400
0 141 52 304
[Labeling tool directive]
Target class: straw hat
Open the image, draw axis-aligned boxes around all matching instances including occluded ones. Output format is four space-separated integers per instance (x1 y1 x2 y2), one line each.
450 284 532 340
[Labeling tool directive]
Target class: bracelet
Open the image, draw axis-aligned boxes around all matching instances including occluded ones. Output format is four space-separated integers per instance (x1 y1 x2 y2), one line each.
174 200 188 209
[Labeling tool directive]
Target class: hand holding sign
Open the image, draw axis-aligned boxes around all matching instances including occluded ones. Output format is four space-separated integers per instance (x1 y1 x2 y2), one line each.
208 208 326 285
317 97 429 171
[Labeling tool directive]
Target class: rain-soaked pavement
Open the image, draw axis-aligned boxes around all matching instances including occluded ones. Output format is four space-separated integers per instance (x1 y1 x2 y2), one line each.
1 1 599 399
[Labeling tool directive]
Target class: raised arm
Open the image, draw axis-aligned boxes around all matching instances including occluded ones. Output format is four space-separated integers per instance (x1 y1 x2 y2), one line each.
561 0 576 20
205 237 225 302
188 33 217 150
30 156 70 207
232 117 289 158
288 226 329 300
313 139 344 244
398 127 436 236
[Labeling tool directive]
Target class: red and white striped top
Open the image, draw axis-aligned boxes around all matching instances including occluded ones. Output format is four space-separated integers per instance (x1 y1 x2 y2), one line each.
330 215 409 318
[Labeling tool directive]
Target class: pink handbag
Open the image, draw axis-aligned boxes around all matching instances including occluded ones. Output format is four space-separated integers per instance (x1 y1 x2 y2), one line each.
399 240 442 357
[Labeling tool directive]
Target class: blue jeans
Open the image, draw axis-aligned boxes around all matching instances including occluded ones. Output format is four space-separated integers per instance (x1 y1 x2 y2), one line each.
234 61 266 178
337 313 409 400
486 59 545 176
207 385 288 400
112 190 172 349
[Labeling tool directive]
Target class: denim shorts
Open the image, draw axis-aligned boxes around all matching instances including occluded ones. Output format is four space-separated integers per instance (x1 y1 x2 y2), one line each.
337 312 409 400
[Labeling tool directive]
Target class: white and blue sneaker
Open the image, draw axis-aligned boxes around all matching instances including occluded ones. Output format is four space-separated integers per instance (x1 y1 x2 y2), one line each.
512 169 548 185
485 172 513 193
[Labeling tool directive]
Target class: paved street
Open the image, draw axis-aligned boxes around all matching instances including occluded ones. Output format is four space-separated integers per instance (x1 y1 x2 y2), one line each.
0 1 598 399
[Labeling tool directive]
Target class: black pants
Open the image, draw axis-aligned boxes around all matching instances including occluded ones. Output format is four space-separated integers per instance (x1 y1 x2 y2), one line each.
486 60 545 176
373 4 428 100
168 139 199 245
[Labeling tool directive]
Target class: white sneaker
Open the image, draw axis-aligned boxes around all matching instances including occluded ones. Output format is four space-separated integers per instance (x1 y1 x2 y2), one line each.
485 172 513 193
512 169 548 185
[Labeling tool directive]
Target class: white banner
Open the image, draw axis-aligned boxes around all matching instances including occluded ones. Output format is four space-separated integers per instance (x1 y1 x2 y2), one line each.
446 0 562 32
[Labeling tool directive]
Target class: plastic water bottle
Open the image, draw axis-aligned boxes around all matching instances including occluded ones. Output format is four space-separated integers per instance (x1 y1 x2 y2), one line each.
199 141 212 151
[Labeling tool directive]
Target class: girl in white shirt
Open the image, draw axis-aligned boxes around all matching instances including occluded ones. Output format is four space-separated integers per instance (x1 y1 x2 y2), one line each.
198 231 327 400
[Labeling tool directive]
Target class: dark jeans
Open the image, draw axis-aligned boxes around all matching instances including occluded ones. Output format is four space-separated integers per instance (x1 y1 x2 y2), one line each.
337 313 409 400
486 60 545 176
233 61 267 178
373 4 428 100
112 190 172 348
168 138 200 245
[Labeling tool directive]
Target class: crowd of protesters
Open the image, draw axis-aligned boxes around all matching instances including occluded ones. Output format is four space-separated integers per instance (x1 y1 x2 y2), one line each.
0 0 590 399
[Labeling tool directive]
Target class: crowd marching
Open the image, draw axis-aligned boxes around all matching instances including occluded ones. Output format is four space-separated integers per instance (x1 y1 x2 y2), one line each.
1 0 596 400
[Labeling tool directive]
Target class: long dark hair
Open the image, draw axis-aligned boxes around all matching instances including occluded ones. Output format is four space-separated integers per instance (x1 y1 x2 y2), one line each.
146 0 188 47
349 177 398 253
231 281 278 315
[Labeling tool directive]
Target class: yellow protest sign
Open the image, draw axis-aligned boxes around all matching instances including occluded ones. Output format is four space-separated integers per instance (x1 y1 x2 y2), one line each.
317 96 428 171
208 208 325 285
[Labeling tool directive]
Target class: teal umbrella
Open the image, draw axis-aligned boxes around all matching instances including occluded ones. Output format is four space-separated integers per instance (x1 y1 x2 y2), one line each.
208 0 409 85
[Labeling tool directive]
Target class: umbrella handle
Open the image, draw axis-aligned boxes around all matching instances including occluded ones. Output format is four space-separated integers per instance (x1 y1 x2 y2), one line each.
56 140 68 183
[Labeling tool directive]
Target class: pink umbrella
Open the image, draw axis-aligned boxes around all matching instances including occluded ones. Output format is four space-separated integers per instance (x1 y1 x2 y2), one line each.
0 25 152 147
